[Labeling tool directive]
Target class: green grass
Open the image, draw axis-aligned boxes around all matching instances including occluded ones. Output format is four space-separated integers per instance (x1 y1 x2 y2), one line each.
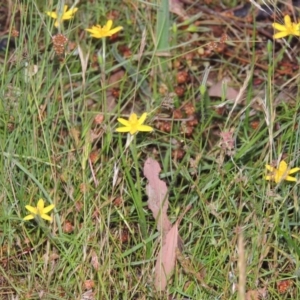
1 0 300 299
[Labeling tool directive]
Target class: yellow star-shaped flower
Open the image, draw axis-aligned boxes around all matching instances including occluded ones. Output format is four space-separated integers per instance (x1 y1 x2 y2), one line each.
265 160 300 183
46 5 78 28
115 113 153 135
23 198 55 222
85 20 123 39
272 15 300 39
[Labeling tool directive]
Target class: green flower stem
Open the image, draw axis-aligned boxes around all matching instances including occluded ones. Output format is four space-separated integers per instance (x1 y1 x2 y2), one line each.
130 137 151 257
100 37 107 113
119 135 150 256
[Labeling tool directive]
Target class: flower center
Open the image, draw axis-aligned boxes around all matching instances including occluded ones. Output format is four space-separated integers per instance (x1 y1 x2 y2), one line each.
131 121 139 130
100 26 108 33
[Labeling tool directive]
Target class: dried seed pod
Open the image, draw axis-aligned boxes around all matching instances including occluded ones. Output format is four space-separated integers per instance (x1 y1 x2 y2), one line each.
183 102 195 115
156 121 172 132
220 129 235 156
250 120 260 129
89 150 99 163
52 34 68 56
181 123 194 136
277 280 292 294
75 201 83 212
172 149 185 160
220 33 228 44
93 114 104 125
173 59 181 69
174 85 185 97
11 29 19 37
113 197 123 207
63 221 74 233
111 88 120 98
176 71 189 84
208 41 218 50
118 45 131 58
215 105 227 116
173 109 183 119
161 93 175 110
162 121 172 132
120 228 129 243
187 116 198 127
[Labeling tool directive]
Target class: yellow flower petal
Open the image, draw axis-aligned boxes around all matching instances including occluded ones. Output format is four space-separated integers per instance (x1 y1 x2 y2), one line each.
63 7 78 19
106 26 123 36
115 127 130 133
117 118 131 126
43 204 55 214
272 23 288 31
278 160 288 171
46 11 58 18
285 176 297 182
138 113 147 125
41 214 53 221
265 164 275 172
129 128 138 135
85 26 97 32
23 215 35 220
274 173 282 183
63 5 68 13
137 125 153 132
37 199 45 211
25 205 38 214
46 5 77 28
129 113 138 123
288 167 300 175
106 20 113 31
284 15 292 27
273 32 289 39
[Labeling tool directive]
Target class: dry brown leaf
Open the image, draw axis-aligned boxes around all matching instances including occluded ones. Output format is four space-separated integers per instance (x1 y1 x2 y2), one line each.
90 250 99 271
154 222 178 292
105 69 125 112
144 158 186 292
143 158 171 235
77 44 89 87
108 69 125 88
81 289 95 300
169 0 188 19
245 290 259 300
245 288 267 300
69 127 80 146
208 78 239 101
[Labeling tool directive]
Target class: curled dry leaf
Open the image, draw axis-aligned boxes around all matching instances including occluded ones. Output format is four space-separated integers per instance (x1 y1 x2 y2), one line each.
77 44 89 87
80 289 95 300
144 158 183 292
143 157 171 235
154 222 179 292
90 250 99 271
84 280 95 290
